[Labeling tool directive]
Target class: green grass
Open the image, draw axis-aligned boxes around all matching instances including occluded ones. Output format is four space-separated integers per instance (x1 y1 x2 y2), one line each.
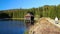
24 30 29 34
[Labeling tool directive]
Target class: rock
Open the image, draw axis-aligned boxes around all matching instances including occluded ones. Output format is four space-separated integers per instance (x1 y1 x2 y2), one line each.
28 18 60 34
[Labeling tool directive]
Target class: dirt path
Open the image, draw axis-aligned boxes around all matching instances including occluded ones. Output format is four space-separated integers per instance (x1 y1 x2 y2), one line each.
46 18 60 28
29 17 60 34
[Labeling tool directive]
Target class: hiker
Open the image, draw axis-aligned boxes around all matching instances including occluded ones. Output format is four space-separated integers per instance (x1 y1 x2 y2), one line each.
55 17 59 24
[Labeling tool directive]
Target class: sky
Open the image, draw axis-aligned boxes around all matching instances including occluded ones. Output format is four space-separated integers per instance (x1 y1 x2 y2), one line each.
0 0 60 10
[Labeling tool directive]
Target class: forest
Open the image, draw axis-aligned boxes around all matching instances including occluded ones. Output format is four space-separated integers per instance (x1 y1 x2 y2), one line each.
0 5 60 19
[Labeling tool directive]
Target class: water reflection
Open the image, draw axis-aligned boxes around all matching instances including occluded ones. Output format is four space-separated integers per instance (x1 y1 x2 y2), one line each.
0 20 26 34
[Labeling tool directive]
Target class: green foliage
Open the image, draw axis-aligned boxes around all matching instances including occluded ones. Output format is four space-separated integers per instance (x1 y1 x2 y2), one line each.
0 5 60 19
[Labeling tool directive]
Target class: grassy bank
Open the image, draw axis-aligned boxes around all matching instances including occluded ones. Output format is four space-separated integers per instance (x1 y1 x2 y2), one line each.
11 18 24 20
24 30 29 34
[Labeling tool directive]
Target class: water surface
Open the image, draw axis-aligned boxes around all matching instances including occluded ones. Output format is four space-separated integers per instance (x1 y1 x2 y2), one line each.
0 20 26 34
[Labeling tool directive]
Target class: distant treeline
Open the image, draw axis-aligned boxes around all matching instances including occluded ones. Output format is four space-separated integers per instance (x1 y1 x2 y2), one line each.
0 5 60 19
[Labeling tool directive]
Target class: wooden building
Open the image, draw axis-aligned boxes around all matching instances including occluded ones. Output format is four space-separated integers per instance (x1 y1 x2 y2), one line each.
25 12 34 25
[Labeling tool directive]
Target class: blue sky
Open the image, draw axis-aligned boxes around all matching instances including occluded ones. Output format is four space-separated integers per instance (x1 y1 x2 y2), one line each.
0 0 60 10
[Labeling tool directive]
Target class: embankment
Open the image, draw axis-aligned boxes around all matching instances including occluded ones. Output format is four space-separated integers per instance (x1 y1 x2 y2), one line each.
29 17 60 34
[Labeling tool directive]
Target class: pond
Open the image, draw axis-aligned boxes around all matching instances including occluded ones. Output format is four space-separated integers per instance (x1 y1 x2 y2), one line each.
0 20 26 34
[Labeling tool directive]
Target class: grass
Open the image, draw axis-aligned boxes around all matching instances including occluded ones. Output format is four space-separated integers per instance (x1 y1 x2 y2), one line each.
24 30 29 34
